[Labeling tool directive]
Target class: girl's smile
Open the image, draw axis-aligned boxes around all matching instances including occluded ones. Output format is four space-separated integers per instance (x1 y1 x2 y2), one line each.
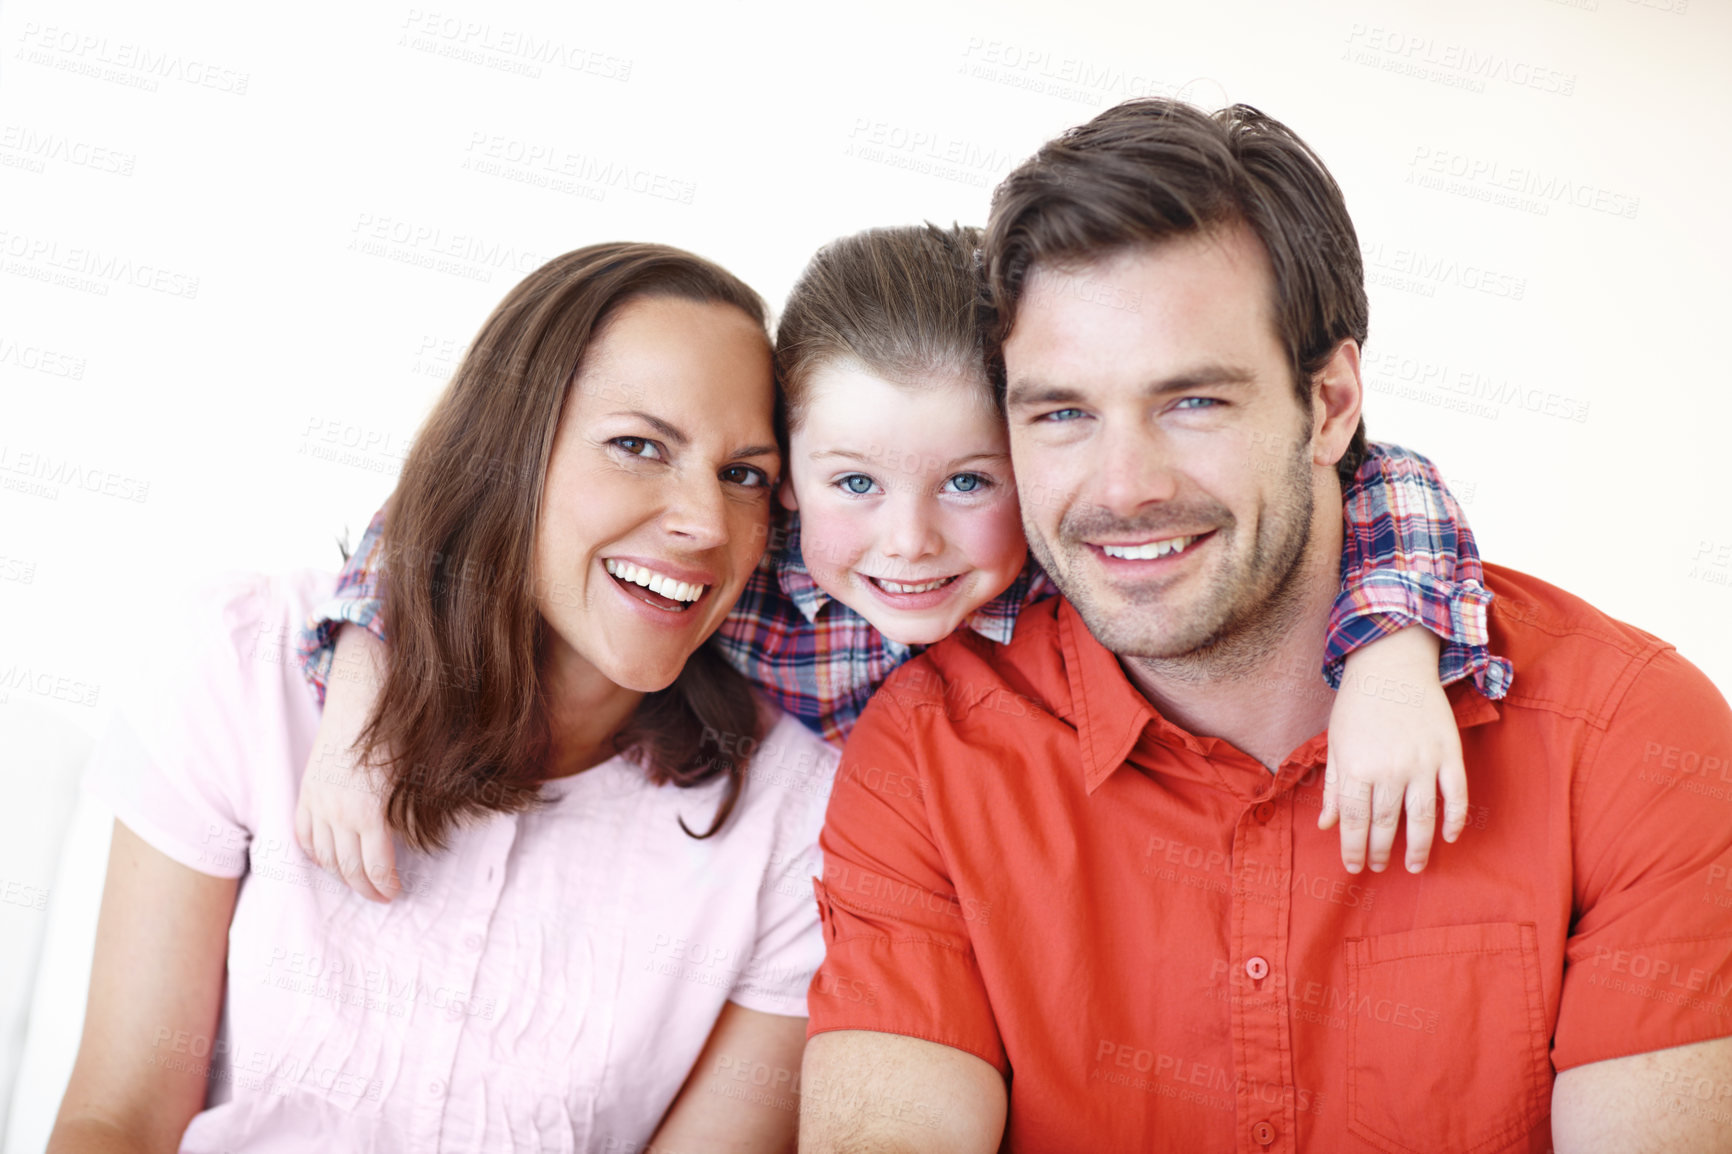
781 363 1028 647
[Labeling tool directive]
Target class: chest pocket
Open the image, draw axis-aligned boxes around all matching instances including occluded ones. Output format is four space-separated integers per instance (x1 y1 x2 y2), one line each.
1345 922 1551 1154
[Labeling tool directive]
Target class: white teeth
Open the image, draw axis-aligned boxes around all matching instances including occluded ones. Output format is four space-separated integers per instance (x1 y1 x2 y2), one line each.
604 559 707 603
875 576 952 594
1102 535 1200 561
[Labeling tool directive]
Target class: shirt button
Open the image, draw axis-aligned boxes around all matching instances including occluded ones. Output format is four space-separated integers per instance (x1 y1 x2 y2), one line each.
1252 1119 1276 1145
427 1079 445 1096
1254 801 1275 823
464 933 483 951
1245 956 1269 981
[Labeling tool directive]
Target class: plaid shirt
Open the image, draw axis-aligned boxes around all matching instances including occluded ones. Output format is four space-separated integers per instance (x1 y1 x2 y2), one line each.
298 441 1510 744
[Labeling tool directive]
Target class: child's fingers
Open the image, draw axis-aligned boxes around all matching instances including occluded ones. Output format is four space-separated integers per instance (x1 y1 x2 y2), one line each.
294 794 314 859
1403 781 1438 873
1438 754 1470 844
1318 754 1341 831
334 827 388 903
311 819 339 879
1336 775 1373 874
360 826 400 902
1365 782 1404 873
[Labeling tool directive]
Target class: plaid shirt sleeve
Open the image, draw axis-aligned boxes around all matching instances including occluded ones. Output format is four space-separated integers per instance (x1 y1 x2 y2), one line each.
711 532 900 746
295 505 389 705
1327 441 1513 700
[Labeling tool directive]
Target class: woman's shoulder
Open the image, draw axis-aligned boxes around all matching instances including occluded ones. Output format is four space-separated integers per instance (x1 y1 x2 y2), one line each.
89 569 337 878
161 569 337 676
124 569 337 727
719 702 839 831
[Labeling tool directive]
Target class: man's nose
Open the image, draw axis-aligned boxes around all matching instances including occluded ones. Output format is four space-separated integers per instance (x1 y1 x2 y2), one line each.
1091 427 1180 517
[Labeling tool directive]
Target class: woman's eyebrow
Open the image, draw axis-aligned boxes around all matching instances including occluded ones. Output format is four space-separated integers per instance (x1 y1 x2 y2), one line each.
611 410 689 447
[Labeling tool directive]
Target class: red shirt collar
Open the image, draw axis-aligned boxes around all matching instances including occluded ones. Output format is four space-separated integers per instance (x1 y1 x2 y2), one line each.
1056 596 1499 796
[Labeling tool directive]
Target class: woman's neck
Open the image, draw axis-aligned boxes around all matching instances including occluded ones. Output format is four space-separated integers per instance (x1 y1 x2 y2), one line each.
538 642 646 780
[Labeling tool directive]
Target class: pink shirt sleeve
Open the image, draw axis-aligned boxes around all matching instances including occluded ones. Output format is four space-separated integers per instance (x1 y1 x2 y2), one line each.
84 571 321 878
722 715 836 1018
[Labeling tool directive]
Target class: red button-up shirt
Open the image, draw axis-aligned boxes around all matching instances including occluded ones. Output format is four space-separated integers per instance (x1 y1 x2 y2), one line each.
807 564 1732 1152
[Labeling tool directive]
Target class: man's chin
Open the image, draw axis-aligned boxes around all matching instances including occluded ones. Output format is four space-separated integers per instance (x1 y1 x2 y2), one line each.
1072 603 1214 662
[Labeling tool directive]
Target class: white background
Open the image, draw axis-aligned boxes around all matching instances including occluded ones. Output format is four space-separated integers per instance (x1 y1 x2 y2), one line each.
3 0 1729 739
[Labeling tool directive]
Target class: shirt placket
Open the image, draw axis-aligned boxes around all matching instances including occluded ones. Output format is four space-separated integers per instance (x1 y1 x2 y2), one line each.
1230 783 1297 1154
410 813 518 1151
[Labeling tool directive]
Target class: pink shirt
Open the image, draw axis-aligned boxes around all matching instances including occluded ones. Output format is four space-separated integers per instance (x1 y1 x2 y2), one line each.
86 570 836 1153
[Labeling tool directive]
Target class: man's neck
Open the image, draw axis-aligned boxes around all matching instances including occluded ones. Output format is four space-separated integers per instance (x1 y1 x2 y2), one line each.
1120 519 1342 772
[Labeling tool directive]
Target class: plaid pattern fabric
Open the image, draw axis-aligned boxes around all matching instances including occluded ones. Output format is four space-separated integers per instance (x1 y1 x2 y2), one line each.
297 441 1509 738
1329 443 1512 699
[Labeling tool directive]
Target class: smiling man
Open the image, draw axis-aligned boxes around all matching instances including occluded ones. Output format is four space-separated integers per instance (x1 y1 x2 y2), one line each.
799 100 1732 1152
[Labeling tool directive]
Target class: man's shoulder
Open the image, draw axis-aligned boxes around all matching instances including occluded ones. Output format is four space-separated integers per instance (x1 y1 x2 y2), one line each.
871 596 1069 721
1483 562 1716 725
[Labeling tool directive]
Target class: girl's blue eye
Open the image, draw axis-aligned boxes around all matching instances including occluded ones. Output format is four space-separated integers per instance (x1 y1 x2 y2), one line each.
839 474 877 495
944 473 988 494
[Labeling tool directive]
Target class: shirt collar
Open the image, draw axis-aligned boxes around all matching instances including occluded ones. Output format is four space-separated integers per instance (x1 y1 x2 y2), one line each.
1056 597 1501 795
774 515 1025 646
774 518 830 625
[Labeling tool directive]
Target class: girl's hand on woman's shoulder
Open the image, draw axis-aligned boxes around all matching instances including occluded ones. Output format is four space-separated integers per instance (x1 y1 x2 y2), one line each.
295 624 401 902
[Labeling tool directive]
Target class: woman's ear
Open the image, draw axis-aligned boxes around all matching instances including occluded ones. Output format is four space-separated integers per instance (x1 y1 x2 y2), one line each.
777 474 799 512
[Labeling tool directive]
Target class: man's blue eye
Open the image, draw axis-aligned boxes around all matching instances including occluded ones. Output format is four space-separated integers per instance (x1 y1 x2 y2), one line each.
1174 397 1220 410
1044 408 1084 422
840 474 876 495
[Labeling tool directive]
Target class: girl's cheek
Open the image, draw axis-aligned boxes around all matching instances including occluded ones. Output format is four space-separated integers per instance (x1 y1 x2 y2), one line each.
958 502 1028 573
800 507 869 576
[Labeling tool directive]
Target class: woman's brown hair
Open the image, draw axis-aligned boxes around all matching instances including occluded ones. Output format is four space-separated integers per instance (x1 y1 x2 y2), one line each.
773 222 992 431
361 242 772 848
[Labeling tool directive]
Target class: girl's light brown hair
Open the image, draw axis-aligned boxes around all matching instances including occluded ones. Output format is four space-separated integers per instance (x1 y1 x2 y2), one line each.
773 223 991 430
362 242 771 847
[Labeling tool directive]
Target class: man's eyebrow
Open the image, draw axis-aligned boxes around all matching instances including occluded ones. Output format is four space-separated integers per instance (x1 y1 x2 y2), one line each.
1147 366 1257 394
1005 381 1084 410
1005 366 1256 408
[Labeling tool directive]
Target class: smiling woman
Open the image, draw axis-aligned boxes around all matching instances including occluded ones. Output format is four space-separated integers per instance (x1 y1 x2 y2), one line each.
47 244 830 1152
370 250 784 841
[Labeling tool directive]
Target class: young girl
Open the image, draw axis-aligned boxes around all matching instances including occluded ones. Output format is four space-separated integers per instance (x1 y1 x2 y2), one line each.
298 223 1508 901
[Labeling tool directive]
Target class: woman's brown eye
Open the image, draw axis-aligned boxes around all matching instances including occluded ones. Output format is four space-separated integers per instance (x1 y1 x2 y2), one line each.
724 465 770 488
612 436 661 459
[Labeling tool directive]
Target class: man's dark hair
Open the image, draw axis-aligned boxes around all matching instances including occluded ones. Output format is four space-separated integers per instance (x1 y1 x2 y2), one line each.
984 99 1369 483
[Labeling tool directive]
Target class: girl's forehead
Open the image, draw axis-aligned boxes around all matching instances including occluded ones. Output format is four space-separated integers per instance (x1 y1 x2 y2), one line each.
794 374 1009 482
799 362 1000 428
